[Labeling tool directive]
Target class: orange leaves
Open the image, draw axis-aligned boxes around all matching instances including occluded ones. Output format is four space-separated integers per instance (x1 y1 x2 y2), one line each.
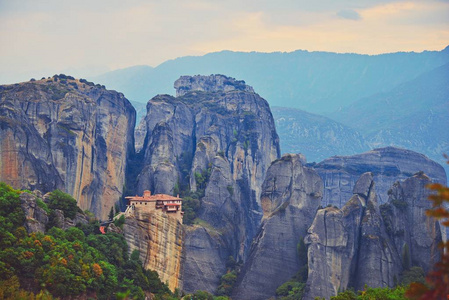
23 251 34 259
426 183 449 208
92 263 103 277
34 240 42 247
60 258 67 266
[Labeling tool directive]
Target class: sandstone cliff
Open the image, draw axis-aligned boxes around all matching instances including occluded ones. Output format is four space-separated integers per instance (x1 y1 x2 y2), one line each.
315 147 447 208
123 208 184 291
134 75 280 293
0 75 135 219
232 154 323 300
304 172 442 299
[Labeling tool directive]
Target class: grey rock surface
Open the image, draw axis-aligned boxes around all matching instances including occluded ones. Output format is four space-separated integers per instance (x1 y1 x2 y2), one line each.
174 74 254 97
304 171 442 299
182 226 229 293
232 154 323 300
304 173 401 299
52 209 88 230
380 173 442 273
134 75 280 294
20 192 48 233
0 76 136 219
107 222 123 234
315 147 447 208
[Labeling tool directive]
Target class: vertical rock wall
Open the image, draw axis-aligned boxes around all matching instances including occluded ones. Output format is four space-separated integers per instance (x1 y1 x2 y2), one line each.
123 209 185 291
304 172 442 299
0 77 135 219
134 75 280 293
232 154 323 300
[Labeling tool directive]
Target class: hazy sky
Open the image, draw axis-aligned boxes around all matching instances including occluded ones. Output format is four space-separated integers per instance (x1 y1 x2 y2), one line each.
1 0 448 83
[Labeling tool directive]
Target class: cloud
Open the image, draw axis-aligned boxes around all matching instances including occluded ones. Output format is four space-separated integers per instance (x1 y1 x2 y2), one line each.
0 0 448 84
337 9 361 20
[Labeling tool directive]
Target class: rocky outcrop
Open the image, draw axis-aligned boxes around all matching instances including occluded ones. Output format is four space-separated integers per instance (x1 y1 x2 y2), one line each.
232 154 323 300
380 172 442 272
304 173 401 299
20 192 49 233
0 76 136 219
304 172 442 299
19 190 89 233
174 75 254 97
52 209 89 230
123 208 184 291
315 147 447 208
134 75 280 293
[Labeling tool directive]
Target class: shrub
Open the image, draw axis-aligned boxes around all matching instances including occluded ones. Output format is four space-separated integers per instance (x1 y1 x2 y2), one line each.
47 190 81 219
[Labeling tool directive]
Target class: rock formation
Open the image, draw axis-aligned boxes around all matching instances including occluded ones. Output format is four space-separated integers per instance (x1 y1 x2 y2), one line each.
20 192 49 233
315 147 447 208
174 74 254 97
19 190 89 233
303 172 442 299
0 75 136 219
380 172 442 272
232 154 323 300
133 74 280 293
123 208 184 291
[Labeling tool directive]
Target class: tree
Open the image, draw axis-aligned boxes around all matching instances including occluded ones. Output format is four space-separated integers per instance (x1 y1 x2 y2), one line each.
48 190 81 219
108 206 114 221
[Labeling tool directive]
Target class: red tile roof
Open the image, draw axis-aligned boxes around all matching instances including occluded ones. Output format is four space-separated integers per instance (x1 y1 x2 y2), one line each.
125 191 182 202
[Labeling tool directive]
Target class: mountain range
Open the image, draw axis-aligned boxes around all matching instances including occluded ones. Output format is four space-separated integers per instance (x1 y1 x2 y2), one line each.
90 46 449 114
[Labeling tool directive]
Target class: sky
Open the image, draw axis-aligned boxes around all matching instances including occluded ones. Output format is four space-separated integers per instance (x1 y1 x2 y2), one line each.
1 0 448 83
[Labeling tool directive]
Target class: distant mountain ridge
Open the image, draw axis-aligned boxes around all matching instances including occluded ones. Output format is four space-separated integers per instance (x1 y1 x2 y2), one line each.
90 46 449 114
333 62 449 171
272 106 368 163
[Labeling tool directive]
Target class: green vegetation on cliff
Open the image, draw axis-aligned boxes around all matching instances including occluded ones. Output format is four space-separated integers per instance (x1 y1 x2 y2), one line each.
329 286 407 300
0 182 175 300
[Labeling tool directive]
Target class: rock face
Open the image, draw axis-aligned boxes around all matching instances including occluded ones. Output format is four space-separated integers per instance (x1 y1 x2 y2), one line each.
52 209 89 230
0 76 136 219
380 173 442 272
19 190 89 233
20 192 49 233
232 154 323 300
304 173 400 299
174 74 254 97
315 147 447 208
304 172 442 299
134 75 280 293
123 208 184 291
